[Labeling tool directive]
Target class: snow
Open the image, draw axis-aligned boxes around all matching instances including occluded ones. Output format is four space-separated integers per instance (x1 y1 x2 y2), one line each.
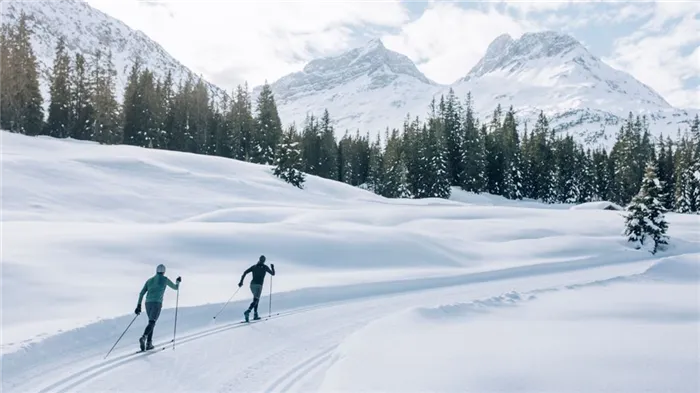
263 33 699 150
0 0 227 112
570 200 624 210
3 0 696 149
319 275 699 393
3 130 699 392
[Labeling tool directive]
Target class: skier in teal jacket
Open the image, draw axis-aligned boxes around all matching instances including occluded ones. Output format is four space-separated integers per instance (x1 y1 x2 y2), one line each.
135 264 181 351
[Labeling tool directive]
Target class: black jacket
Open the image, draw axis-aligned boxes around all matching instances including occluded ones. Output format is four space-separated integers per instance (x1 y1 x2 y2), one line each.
240 263 275 285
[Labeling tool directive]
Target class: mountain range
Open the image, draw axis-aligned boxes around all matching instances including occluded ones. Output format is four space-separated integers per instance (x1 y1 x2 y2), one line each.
3 0 697 149
258 32 697 148
0 0 226 106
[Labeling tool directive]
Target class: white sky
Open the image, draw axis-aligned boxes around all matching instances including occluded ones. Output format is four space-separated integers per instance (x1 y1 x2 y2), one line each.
87 0 699 109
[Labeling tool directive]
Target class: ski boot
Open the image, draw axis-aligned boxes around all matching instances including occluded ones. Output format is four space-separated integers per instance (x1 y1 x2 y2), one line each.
253 312 261 321
146 341 155 351
139 335 146 352
244 309 251 322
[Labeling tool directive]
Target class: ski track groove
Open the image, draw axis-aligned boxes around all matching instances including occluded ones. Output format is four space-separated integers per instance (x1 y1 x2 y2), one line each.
20 258 657 393
34 310 308 393
264 346 337 393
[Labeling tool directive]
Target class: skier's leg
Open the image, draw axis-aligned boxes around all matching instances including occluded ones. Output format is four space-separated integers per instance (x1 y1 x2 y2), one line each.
144 302 162 349
251 284 262 319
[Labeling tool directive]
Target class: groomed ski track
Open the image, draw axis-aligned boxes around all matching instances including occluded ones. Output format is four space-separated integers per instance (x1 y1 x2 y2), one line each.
3 255 659 393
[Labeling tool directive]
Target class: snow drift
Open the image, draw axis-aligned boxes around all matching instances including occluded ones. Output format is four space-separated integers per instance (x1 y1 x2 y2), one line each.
3 130 699 393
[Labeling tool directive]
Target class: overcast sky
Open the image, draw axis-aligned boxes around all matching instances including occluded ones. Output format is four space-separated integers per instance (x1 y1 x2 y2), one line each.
87 0 699 109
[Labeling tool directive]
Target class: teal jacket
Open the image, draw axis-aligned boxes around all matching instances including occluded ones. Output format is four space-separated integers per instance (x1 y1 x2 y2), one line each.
137 274 179 305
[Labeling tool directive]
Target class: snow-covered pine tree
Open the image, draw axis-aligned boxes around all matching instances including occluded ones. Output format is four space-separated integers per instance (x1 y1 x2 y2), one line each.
590 148 611 201
675 159 700 213
254 82 283 164
459 93 487 193
273 126 305 189
380 128 411 198
300 114 321 176
623 161 669 254
656 136 675 210
365 133 384 193
441 88 463 186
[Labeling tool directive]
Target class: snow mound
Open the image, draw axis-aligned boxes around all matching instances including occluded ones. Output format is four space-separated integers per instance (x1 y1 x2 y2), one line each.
415 291 536 320
4 130 700 358
449 188 570 209
319 279 699 393
570 201 624 211
642 255 700 282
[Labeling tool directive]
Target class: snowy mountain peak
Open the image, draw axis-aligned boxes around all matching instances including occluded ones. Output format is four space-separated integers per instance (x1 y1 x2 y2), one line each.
0 0 227 109
267 38 434 104
465 31 588 79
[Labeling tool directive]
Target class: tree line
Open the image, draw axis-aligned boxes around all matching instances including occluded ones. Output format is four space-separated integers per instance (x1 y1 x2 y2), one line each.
2 14 699 213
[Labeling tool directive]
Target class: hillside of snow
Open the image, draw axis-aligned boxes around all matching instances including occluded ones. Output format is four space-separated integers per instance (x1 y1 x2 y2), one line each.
2 130 699 392
0 0 227 110
261 33 698 149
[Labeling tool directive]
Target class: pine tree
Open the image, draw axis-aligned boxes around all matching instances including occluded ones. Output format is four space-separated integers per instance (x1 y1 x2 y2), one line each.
254 81 283 164
417 122 451 199
337 131 353 184
273 126 305 188
553 136 579 203
189 78 211 153
675 159 700 213
0 24 12 131
442 88 463 186
656 136 675 210
501 106 522 199
230 83 255 160
1 14 44 135
623 161 669 254
459 93 487 193
318 109 339 180
46 36 72 138
380 128 411 198
301 114 322 176
122 60 142 146
590 148 611 201
90 49 121 144
69 53 94 140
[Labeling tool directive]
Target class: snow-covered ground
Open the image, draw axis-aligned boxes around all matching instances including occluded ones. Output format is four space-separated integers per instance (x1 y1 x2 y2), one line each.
2 130 698 392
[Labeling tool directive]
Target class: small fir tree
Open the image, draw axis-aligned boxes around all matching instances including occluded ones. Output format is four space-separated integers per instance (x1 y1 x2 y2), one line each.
273 128 305 188
623 162 669 254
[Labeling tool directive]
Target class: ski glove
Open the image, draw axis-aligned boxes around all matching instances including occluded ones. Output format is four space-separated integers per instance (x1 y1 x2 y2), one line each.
135 305 141 315
271 263 275 270
176 276 182 283
238 282 243 287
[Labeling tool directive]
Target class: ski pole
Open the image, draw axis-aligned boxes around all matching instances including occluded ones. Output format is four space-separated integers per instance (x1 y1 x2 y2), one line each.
173 287 180 350
213 286 241 320
105 313 138 359
268 275 273 318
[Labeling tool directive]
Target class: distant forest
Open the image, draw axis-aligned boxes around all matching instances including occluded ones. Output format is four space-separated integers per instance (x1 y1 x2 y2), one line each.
2 14 699 212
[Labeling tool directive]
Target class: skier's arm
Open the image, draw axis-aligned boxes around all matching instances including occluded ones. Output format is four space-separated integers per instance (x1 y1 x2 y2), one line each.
137 280 148 305
166 277 179 290
239 266 253 285
266 264 275 276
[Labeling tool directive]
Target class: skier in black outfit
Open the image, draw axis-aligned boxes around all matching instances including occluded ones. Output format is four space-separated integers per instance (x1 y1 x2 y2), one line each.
238 255 275 322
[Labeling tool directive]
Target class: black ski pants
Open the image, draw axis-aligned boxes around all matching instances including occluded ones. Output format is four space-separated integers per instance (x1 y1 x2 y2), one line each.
247 283 263 314
142 302 162 343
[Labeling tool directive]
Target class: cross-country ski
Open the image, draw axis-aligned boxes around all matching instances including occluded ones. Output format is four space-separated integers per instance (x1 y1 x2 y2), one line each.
3 2 699 392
